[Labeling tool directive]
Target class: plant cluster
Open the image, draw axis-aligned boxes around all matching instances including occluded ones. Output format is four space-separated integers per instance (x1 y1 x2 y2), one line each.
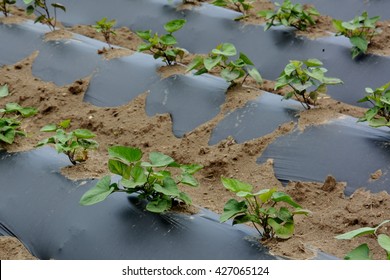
258 0 319 31
93 17 117 49
136 19 187 66
80 146 203 213
333 12 381 59
23 0 66 31
0 85 38 145
187 42 262 88
358 81 390 128
37 119 98 165
0 0 15 17
275 59 343 109
220 177 310 239
212 0 253 21
336 220 390 260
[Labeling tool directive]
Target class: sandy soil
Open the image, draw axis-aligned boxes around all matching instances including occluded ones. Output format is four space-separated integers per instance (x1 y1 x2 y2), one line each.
0 1 390 260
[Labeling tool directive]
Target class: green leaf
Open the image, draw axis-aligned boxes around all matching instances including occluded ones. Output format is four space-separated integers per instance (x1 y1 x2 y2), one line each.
136 30 151 40
378 234 390 254
79 176 115 206
25 5 34 15
0 85 9 98
204 56 222 71
0 129 15 144
344 244 371 260
154 179 180 197
220 68 242 82
58 119 71 129
146 198 172 213
17 107 38 117
221 177 252 193
258 188 275 203
143 152 175 167
335 227 376 240
51 3 66 12
160 34 177 45
186 56 204 72
220 198 248 223
212 43 237 57
267 218 295 239
350 36 368 52
180 164 203 175
271 191 302 208
73 129 96 139
108 146 142 164
180 173 199 187
304 59 323 67
239 52 254 65
178 192 192 205
108 159 131 178
164 19 186 33
248 68 263 84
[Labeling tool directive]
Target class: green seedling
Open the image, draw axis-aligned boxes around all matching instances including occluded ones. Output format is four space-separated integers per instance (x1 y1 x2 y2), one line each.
23 0 66 31
333 12 381 59
93 17 116 49
358 81 390 128
0 0 16 17
136 19 187 66
37 119 98 165
187 42 262 88
336 220 390 260
275 59 343 109
220 177 310 240
0 88 38 145
212 0 253 21
258 0 319 31
80 146 203 213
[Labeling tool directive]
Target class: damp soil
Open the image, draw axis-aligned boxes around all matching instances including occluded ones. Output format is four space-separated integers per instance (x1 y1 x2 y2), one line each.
1 2 390 260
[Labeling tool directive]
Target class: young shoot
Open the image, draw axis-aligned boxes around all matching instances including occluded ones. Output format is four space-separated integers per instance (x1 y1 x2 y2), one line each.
333 12 381 59
212 0 253 21
187 42 262 88
80 146 203 213
220 177 310 240
23 0 66 31
358 81 390 128
37 119 98 165
0 87 38 145
275 59 343 109
258 0 319 31
93 17 116 49
136 19 187 66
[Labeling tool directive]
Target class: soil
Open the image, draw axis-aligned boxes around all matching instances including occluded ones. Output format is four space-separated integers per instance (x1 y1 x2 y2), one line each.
1 1 390 260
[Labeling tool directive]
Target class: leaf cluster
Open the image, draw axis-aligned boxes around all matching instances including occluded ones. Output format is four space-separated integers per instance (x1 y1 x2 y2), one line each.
37 120 98 165
212 0 253 21
0 85 38 145
0 0 16 17
136 19 187 66
275 59 343 109
80 146 203 213
187 42 262 87
333 12 381 59
220 177 310 240
93 17 116 48
258 0 319 31
23 0 66 31
336 220 390 260
358 81 390 128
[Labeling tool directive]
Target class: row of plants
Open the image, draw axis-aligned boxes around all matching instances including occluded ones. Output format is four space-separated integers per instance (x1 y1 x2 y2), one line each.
0 0 383 58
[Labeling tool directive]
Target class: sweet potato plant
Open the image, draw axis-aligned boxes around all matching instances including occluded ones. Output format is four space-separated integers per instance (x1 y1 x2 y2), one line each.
80 146 203 213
